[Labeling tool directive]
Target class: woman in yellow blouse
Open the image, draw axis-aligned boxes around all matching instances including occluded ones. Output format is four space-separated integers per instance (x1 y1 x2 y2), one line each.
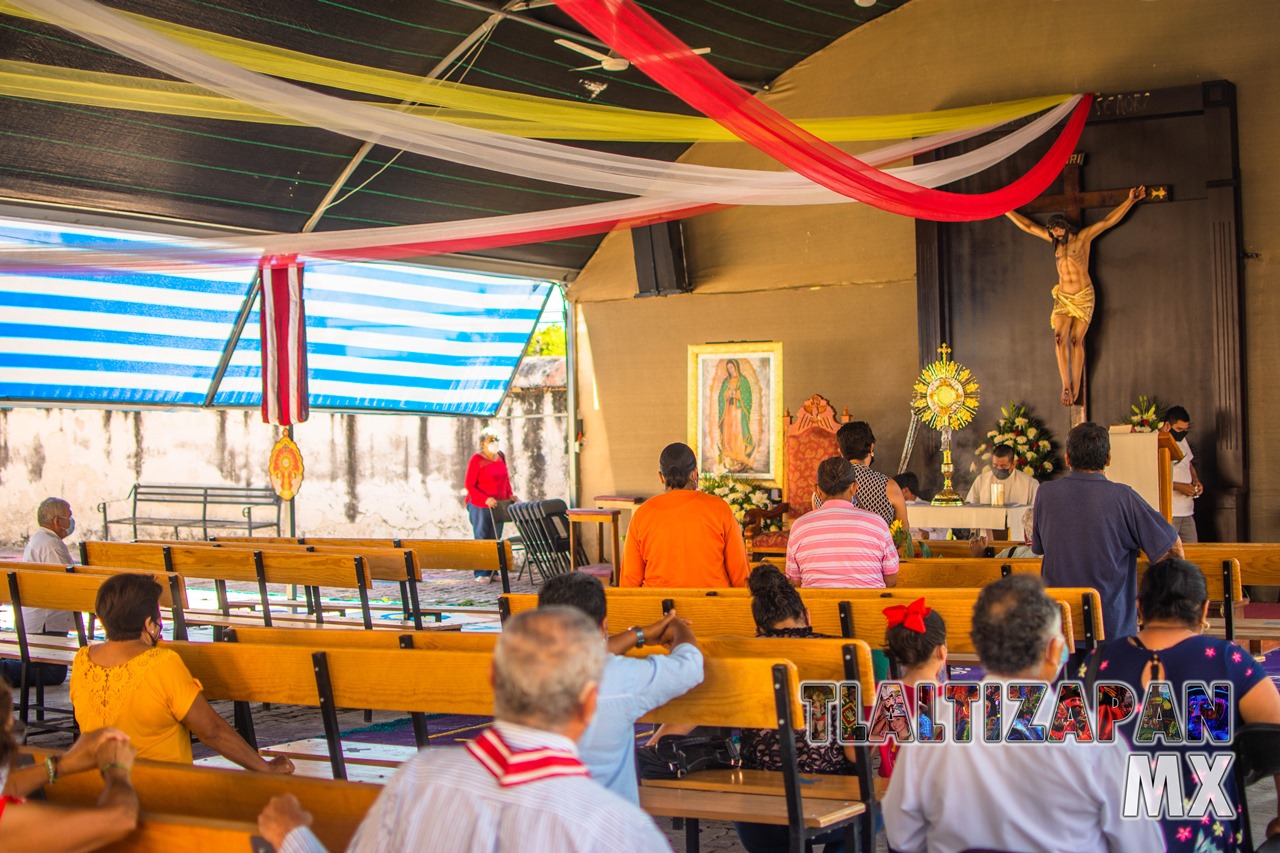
70 574 293 773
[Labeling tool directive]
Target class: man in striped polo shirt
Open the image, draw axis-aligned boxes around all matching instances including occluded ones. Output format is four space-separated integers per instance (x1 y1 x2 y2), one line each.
785 457 899 588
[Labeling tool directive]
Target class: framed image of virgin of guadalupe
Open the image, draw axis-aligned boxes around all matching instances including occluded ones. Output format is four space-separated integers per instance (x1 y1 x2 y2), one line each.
687 342 783 486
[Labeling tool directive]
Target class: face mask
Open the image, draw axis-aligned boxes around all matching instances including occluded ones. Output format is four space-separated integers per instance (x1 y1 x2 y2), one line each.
65 517 75 536
1058 638 1070 669
993 467 1012 480
1170 429 1188 442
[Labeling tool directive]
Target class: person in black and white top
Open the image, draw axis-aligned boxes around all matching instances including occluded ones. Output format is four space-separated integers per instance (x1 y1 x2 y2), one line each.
836 421 908 533
1161 405 1202 543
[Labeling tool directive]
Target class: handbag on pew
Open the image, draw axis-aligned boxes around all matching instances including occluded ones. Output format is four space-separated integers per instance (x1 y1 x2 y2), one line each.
636 733 742 780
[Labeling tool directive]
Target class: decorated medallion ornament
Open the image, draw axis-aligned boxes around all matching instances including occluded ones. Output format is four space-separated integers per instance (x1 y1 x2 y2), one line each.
268 434 305 501
910 343 981 506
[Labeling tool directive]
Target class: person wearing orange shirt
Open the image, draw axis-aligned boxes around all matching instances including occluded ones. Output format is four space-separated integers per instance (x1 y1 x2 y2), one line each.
621 443 749 588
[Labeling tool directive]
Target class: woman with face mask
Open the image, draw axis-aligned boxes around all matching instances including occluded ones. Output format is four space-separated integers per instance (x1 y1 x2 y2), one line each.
464 428 515 582
69 574 294 773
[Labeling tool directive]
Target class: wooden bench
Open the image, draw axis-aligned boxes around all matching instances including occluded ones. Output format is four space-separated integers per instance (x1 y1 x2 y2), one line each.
638 654 871 853
145 540 431 627
225 625 498 653
28 747 377 852
80 542 404 632
651 636 880 852
607 585 1105 653
211 536 517 595
0 561 191 641
98 483 281 541
502 592 1076 665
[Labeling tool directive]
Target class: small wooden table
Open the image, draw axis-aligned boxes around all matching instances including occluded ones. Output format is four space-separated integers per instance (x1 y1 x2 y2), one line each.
568 508 622 586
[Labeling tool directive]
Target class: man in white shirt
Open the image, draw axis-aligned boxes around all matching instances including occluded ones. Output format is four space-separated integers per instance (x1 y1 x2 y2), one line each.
2 497 77 688
1162 405 1202 543
883 575 1164 853
965 444 1039 507
257 608 673 853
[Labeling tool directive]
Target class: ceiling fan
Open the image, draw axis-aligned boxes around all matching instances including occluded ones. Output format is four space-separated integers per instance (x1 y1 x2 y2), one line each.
554 38 710 72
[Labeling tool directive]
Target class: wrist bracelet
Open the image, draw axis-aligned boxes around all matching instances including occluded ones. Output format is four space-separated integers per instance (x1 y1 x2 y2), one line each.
100 762 131 777
631 627 645 649
44 755 58 785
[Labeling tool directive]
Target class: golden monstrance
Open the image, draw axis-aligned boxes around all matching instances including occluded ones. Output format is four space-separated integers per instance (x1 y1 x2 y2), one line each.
910 343 981 506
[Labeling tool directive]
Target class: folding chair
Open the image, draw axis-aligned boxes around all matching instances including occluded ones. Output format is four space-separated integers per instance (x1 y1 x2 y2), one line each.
1233 723 1280 852
488 500 527 581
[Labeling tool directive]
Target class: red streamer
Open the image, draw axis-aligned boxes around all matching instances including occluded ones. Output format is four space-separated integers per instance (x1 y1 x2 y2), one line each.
554 0 1092 222
308 203 726 262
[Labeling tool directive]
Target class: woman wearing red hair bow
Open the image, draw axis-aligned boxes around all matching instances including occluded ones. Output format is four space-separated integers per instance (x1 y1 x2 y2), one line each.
878 598 947 779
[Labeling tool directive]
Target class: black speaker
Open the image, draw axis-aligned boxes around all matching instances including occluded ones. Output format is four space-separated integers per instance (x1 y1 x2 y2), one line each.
632 221 691 297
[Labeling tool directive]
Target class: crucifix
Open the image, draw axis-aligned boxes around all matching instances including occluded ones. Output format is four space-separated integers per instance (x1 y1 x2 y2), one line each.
1005 151 1170 426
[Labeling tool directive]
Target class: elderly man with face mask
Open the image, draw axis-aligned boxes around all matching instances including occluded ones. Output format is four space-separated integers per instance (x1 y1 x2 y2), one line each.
3 497 77 688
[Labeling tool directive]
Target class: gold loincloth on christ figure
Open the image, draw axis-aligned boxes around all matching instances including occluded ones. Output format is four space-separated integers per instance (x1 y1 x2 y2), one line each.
1049 283 1095 328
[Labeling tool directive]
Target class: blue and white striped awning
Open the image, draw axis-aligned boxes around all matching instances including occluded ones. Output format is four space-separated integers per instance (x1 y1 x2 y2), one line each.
0 217 552 416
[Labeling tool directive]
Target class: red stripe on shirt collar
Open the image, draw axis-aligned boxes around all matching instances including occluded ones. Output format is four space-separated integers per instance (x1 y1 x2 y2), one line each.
466 727 588 787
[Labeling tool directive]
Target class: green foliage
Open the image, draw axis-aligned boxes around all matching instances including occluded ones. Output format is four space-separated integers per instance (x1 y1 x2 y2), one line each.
526 324 566 357
1124 395 1167 433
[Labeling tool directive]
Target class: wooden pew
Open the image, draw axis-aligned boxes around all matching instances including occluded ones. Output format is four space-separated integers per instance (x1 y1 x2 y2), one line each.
500 592 852 639
28 748 377 853
100 814 263 852
143 540 430 627
608 586 1104 652
501 592 1076 661
210 536 517 594
0 561 190 640
226 625 499 653
660 636 881 851
82 541 270 626
81 541 390 631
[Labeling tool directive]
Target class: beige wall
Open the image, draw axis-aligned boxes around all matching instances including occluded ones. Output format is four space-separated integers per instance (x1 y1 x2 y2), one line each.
569 0 1280 536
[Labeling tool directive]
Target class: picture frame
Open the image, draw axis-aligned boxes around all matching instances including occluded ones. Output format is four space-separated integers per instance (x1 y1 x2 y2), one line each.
687 342 783 486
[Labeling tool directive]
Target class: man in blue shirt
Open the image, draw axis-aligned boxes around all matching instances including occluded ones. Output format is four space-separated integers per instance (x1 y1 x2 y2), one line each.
1033 422 1182 639
537 572 704 803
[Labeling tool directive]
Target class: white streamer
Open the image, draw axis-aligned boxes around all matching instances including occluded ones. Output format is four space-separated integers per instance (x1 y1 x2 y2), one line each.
0 103 1078 271
8 0 1076 204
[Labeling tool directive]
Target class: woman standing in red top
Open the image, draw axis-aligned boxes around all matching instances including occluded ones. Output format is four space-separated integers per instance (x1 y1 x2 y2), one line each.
465 428 514 582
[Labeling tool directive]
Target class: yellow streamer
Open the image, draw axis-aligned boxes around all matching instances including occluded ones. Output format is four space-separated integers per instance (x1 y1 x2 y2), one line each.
0 1 1070 142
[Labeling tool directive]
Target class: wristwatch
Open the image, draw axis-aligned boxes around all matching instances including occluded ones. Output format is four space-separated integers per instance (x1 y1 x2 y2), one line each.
631 626 645 649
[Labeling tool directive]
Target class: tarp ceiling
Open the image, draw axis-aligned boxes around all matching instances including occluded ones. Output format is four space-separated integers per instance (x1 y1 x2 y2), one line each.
0 0 909 279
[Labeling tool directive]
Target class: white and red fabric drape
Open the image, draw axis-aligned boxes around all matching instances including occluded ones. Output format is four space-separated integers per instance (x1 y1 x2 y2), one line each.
258 254 309 425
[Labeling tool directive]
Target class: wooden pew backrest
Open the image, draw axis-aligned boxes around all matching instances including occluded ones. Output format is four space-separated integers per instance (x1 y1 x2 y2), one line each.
167 641 321 705
34 750 378 853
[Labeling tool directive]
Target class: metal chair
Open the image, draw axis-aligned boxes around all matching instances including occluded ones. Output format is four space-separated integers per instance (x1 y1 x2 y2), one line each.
488 500 526 579
1233 723 1280 851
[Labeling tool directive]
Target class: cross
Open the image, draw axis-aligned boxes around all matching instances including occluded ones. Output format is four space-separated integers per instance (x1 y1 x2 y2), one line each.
937 342 952 362
1020 151 1170 225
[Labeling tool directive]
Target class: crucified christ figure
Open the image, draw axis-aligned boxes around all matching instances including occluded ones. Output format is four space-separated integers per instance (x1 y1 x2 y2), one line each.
1006 185 1146 406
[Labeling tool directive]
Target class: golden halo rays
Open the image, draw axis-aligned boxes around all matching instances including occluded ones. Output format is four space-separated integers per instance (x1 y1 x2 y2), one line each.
911 343 980 431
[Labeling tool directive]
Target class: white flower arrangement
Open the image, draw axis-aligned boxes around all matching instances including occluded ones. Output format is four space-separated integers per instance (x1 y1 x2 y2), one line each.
970 401 1060 482
700 474 781 531
1123 395 1166 433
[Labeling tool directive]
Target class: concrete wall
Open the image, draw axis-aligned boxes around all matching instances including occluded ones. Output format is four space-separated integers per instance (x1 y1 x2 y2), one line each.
0 360 568 547
569 0 1280 536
